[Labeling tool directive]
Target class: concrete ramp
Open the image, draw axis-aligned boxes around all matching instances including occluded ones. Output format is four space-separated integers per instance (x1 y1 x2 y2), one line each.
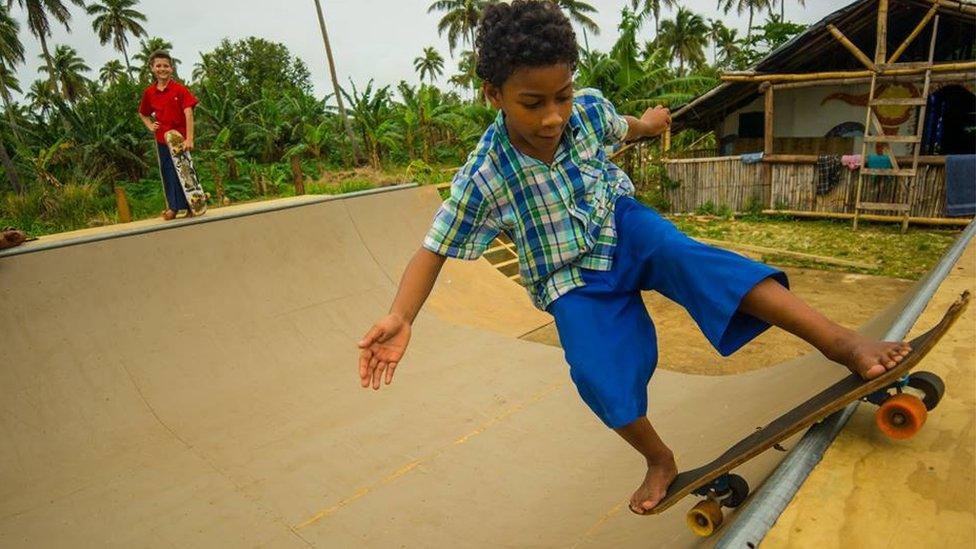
0 185 964 547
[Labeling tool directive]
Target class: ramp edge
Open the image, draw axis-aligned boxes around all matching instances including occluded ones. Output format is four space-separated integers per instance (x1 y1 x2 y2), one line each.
716 218 976 548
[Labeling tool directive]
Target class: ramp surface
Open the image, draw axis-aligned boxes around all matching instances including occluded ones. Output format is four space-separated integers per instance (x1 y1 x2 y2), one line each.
0 186 967 547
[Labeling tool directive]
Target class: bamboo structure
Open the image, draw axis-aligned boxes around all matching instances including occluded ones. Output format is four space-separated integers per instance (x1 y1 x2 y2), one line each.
654 157 952 220
827 24 876 70
721 61 975 83
889 2 941 64
769 71 975 91
761 210 971 227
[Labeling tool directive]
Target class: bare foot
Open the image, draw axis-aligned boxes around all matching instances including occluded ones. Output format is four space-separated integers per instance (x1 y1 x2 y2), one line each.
629 452 678 515
823 328 911 380
161 209 176 221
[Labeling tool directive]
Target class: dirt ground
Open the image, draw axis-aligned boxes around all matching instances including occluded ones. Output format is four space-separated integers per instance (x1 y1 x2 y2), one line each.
520 267 916 375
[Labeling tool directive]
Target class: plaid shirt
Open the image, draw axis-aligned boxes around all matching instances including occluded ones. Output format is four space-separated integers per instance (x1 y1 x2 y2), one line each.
423 88 635 310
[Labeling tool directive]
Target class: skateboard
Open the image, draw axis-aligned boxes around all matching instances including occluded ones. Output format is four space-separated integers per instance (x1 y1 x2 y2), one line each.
653 290 970 537
163 129 207 216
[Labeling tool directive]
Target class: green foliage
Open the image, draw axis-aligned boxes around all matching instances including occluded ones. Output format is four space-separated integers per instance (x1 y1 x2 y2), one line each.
0 5 813 237
194 37 312 107
728 15 806 70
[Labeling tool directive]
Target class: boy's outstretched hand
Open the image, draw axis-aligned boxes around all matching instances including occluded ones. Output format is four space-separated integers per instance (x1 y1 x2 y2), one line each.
358 313 412 390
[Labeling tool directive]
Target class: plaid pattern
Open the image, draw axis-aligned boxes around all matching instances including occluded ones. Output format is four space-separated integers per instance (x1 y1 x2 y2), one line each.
815 154 842 195
424 88 633 310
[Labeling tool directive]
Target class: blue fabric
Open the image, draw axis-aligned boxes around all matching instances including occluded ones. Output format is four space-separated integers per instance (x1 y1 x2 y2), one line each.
946 155 976 217
158 143 189 210
866 154 892 169
547 197 788 428
741 152 764 164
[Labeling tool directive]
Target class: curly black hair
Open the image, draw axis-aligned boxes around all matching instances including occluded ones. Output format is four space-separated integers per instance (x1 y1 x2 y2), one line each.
475 1 579 88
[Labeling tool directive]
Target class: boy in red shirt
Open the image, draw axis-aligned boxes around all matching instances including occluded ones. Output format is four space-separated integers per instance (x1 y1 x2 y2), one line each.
138 51 199 220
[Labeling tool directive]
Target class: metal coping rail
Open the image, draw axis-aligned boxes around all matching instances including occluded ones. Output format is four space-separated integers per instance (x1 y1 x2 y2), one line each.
0 183 418 258
716 217 976 548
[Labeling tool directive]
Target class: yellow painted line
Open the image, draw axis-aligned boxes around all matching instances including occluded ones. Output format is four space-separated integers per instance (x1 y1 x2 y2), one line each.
295 382 563 530
573 500 627 548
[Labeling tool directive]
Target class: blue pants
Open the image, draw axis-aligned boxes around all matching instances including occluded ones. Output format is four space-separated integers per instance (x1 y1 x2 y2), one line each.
158 143 189 211
548 197 788 428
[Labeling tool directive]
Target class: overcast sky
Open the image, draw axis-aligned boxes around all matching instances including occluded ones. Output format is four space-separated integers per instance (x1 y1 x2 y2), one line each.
9 0 840 102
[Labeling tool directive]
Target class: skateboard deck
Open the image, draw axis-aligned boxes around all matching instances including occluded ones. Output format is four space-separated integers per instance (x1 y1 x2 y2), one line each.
164 129 207 216
653 290 970 517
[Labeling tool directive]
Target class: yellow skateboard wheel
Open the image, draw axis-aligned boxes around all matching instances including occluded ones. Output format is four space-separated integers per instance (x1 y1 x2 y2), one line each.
686 498 723 537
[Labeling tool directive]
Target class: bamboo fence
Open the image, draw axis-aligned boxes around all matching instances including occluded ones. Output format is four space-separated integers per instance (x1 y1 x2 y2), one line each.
649 155 951 218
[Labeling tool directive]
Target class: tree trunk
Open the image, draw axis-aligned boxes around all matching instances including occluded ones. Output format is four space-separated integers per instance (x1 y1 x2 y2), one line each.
228 156 239 179
0 80 22 142
122 43 131 74
313 0 360 165
0 136 22 193
38 35 62 98
747 8 754 38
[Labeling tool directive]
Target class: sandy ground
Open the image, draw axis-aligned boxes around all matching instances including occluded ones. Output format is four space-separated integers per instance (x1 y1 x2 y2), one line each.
520 267 916 375
762 243 976 549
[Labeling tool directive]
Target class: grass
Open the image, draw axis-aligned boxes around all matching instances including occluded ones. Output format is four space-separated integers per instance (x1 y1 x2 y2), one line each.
668 213 960 280
5 166 961 282
1 162 457 238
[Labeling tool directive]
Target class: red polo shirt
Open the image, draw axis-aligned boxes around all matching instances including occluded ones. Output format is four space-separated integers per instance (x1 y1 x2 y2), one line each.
139 80 198 144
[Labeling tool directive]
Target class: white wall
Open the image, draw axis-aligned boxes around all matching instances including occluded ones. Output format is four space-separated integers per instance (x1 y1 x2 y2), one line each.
719 83 930 156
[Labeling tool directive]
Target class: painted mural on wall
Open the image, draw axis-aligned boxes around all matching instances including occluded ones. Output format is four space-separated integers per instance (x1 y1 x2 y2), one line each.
821 83 920 152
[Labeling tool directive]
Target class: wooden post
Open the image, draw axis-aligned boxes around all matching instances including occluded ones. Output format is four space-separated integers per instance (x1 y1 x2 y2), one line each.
114 185 131 223
211 159 226 205
764 87 774 208
764 87 774 156
876 0 889 66
290 155 305 195
827 24 876 71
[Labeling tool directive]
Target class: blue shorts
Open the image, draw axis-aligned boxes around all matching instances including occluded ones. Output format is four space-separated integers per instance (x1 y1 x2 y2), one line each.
547 197 788 428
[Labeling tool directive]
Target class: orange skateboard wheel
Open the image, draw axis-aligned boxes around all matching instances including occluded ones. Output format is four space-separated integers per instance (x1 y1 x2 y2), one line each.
686 498 723 537
875 393 927 439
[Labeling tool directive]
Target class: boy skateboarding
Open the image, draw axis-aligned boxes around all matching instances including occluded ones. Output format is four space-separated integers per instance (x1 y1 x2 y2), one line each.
358 0 911 516
138 51 201 220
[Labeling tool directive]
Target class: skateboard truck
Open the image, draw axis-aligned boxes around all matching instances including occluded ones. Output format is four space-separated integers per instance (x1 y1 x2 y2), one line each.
686 473 750 537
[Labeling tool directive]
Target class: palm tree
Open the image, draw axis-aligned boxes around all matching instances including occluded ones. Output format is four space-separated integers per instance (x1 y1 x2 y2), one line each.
448 50 478 100
133 37 178 81
413 47 445 85
718 0 771 38
427 0 487 58
87 0 147 73
312 0 359 164
99 59 126 86
707 18 725 64
0 8 22 193
630 0 678 36
553 0 599 49
658 7 709 75
775 0 804 20
0 5 24 109
6 0 86 96
714 25 740 67
38 44 91 102
26 79 57 116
